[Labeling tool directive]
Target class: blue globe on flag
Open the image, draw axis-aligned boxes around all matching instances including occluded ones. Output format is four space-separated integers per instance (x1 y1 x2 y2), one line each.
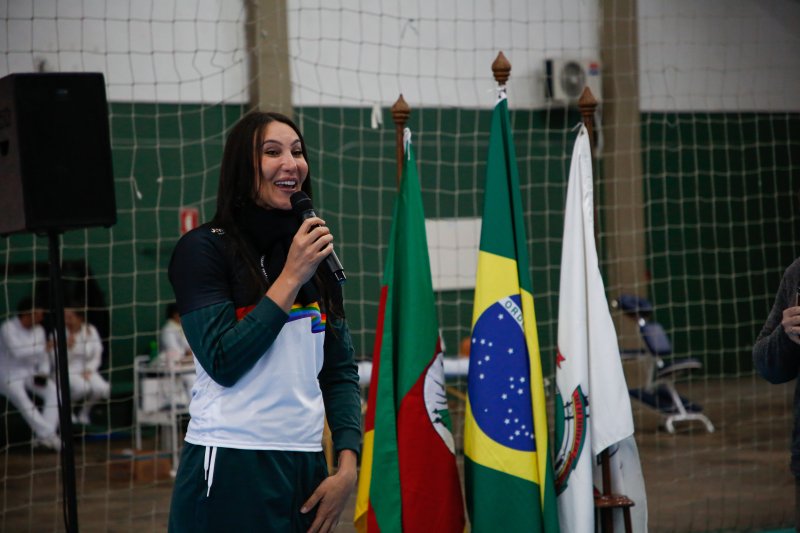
468 294 535 452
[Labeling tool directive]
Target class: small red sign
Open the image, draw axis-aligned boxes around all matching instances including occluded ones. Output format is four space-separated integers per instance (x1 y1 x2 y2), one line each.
179 207 199 235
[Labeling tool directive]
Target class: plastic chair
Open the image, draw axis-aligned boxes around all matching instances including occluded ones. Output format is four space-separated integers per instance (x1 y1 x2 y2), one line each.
613 295 714 434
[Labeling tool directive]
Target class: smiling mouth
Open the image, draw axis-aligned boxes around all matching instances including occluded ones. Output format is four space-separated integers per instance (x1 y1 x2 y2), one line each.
274 180 297 191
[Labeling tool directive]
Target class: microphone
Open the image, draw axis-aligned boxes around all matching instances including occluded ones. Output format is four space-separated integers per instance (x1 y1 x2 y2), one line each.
290 191 346 285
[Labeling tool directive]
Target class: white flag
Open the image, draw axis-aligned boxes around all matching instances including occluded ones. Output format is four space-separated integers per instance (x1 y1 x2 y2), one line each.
554 125 647 533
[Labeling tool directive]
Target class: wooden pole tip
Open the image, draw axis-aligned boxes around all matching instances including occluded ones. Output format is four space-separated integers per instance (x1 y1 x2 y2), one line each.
578 86 598 111
492 52 511 85
391 94 410 125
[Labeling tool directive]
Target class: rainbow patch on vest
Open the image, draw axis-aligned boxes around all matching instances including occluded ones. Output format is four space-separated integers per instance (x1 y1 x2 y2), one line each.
288 302 326 334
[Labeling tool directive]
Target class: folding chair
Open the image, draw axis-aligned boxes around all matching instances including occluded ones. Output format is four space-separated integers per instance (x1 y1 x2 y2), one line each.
613 294 714 434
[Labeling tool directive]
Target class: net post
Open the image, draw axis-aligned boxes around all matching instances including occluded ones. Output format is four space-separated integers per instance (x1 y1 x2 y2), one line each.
247 0 293 116
600 0 648 311
391 94 411 189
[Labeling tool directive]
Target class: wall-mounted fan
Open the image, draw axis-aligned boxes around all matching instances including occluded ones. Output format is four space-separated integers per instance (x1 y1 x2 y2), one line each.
545 59 602 103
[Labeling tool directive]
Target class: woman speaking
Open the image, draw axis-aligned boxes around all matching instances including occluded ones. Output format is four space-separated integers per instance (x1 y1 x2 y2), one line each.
167 112 361 532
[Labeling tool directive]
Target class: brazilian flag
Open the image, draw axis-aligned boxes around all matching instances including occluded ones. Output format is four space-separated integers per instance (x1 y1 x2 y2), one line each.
464 93 560 532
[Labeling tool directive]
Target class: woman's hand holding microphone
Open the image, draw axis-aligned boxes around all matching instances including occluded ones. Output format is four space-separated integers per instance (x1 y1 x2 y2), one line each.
266 216 333 313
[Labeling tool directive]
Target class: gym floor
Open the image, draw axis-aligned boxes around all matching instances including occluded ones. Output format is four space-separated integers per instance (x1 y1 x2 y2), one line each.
0 375 794 532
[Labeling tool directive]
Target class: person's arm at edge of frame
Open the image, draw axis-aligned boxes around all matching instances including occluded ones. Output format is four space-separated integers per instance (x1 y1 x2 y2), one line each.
753 264 800 384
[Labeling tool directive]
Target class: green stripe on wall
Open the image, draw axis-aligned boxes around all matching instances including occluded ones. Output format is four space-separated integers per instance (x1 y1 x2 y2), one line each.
642 112 800 374
0 105 796 387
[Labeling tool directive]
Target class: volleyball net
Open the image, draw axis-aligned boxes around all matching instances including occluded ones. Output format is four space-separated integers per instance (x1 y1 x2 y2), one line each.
1 1 799 530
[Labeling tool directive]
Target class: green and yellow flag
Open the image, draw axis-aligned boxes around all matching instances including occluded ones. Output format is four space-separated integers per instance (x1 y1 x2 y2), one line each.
464 92 560 532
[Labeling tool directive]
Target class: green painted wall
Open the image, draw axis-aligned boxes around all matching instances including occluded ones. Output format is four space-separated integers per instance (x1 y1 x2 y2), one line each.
642 112 800 374
1 105 797 391
297 106 582 376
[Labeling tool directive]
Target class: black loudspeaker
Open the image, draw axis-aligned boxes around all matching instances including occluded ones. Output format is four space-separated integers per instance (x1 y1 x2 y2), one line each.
0 72 116 235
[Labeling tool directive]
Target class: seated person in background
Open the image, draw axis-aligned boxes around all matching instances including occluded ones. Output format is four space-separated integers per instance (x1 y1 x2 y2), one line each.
159 303 194 366
0 297 60 450
157 302 195 403
63 308 110 425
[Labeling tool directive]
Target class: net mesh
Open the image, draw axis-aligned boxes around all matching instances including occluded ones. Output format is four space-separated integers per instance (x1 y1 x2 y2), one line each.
1 0 799 531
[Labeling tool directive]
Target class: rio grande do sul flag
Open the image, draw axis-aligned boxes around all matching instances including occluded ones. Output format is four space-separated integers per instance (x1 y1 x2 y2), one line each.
354 129 465 533
554 124 646 532
464 92 559 533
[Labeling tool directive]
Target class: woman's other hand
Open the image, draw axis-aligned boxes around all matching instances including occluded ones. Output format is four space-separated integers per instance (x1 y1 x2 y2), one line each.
302 449 357 533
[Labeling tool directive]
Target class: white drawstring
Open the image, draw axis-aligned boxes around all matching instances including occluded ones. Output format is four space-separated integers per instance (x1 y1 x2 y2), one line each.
203 446 218 497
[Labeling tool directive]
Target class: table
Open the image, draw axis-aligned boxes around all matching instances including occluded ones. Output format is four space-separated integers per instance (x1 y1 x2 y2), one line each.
133 355 195 475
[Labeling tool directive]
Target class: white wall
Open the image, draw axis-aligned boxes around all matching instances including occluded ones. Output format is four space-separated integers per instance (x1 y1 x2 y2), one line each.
2 0 799 110
288 0 600 109
0 0 249 103
638 0 800 111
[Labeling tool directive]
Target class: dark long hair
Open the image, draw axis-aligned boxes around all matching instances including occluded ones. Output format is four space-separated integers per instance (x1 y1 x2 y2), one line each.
211 111 343 319
212 111 312 229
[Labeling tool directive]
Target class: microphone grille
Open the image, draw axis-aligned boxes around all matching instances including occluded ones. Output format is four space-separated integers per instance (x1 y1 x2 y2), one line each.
290 191 313 213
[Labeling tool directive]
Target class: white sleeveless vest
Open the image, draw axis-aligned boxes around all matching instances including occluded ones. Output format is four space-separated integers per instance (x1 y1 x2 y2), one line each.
184 306 326 451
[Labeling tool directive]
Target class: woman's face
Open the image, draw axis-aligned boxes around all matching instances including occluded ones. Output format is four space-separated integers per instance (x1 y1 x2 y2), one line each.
254 121 309 210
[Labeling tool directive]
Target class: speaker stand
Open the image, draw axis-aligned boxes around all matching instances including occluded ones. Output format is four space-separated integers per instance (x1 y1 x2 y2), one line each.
48 231 79 533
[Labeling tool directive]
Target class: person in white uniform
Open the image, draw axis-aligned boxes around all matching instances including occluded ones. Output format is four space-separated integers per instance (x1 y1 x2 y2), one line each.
63 308 110 425
0 298 60 450
159 303 193 362
157 302 195 404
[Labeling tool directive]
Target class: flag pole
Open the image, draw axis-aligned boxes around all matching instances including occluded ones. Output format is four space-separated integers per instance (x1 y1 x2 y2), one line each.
579 87 602 254
477 49 514 407
578 87 597 158
390 93 466 403
581 87 635 533
391 94 410 190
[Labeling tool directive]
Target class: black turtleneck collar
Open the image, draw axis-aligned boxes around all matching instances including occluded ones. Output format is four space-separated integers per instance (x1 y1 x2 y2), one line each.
239 202 320 306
